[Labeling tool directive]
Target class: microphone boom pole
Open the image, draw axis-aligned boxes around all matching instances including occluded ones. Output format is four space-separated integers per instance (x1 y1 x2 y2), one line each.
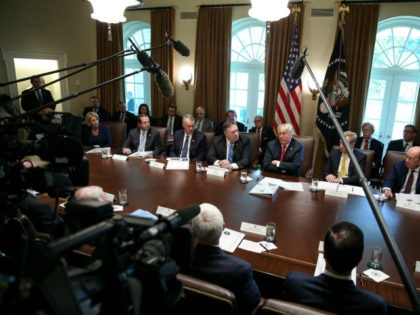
300 53 420 313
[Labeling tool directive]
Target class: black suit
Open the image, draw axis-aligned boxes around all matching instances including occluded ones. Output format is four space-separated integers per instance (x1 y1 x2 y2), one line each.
82 106 110 121
160 114 183 134
355 137 384 178
323 148 367 186
111 111 138 135
387 139 418 152
382 160 420 194
21 87 55 114
207 134 251 169
169 129 207 161
122 127 161 156
249 125 276 164
263 138 304 176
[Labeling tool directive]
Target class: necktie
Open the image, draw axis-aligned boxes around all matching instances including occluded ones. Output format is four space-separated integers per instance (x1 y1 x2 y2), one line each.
257 129 261 149
181 135 189 158
280 145 286 161
404 142 409 152
37 90 43 103
119 112 125 123
228 142 234 163
403 170 415 194
339 154 348 178
138 132 146 151
168 117 174 135
196 120 202 131
364 140 369 150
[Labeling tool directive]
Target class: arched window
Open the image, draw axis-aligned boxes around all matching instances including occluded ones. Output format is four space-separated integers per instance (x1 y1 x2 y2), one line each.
229 18 266 128
362 16 420 149
123 21 151 115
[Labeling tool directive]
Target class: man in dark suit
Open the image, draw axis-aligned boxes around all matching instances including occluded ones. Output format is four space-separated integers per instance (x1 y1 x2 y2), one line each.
249 115 276 166
207 121 251 170
387 124 418 152
21 75 55 117
82 96 109 121
355 122 384 179
215 109 247 135
263 123 302 176
170 114 206 161
111 101 138 135
383 146 420 199
122 115 160 156
323 131 367 186
160 104 183 154
282 221 386 314
190 203 261 315
195 106 214 132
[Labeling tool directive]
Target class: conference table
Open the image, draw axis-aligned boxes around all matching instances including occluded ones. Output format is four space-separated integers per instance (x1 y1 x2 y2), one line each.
84 153 420 312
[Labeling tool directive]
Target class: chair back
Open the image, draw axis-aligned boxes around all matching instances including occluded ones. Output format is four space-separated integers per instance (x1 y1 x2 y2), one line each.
102 122 126 150
240 132 259 166
252 299 336 315
204 132 215 156
294 136 315 177
174 273 237 315
382 150 406 181
360 149 375 179
153 126 167 155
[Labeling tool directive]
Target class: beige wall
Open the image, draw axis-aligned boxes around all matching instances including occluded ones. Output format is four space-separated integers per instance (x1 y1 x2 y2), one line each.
1 0 418 134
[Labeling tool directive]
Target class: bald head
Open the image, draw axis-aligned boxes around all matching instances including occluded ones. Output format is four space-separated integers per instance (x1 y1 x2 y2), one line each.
405 146 420 170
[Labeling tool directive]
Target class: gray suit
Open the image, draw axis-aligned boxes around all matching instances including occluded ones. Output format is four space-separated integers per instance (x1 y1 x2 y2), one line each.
195 117 214 132
123 127 160 156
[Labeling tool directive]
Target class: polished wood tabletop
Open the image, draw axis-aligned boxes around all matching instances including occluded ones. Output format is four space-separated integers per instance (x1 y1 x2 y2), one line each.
86 154 420 311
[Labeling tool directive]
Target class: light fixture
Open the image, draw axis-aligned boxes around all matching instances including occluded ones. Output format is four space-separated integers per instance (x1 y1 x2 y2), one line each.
182 73 193 91
308 81 320 100
88 0 139 24
248 0 290 22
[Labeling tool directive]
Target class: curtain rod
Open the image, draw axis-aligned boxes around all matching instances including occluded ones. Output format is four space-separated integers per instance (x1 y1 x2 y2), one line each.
199 2 304 8
126 6 173 11
341 0 420 3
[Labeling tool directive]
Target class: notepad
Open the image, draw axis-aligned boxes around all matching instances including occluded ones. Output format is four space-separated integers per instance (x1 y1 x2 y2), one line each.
249 178 280 197
219 228 245 253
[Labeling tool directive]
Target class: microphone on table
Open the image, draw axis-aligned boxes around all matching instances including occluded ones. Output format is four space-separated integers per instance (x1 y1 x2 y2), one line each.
139 204 200 242
290 47 308 80
165 33 190 57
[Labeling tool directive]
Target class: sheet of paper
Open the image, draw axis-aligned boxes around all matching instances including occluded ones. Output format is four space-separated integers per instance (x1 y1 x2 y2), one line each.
156 206 176 217
325 190 348 199
166 159 190 170
129 151 153 158
113 205 123 212
395 193 420 211
317 181 339 191
279 181 304 192
219 228 245 253
112 154 128 161
415 261 420 273
85 147 103 154
337 184 365 196
238 239 263 253
259 241 277 251
315 253 356 285
249 180 279 197
240 222 266 236
363 269 390 283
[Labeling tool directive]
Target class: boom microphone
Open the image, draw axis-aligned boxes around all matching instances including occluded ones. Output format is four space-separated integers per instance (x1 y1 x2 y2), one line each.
154 70 174 98
139 204 200 242
165 33 190 57
290 47 307 80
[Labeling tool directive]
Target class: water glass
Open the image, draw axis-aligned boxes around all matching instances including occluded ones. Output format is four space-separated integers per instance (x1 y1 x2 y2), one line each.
196 161 203 173
240 170 248 183
118 188 128 206
265 222 276 242
367 247 383 270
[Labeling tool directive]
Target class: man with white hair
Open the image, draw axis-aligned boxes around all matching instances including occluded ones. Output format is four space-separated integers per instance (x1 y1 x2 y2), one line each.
190 203 261 315
74 185 108 202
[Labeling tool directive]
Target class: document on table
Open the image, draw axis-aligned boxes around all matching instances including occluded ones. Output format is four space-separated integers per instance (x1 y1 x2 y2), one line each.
129 151 153 158
395 193 420 211
219 228 245 253
85 147 103 154
315 252 356 285
166 158 190 170
337 184 365 196
249 178 280 197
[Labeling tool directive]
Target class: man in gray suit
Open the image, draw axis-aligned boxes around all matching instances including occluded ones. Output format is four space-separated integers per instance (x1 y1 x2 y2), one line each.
122 115 160 156
195 106 214 132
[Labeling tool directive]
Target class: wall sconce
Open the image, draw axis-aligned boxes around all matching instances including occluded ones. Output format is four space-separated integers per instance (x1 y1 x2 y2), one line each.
88 0 139 23
308 81 319 100
182 73 193 90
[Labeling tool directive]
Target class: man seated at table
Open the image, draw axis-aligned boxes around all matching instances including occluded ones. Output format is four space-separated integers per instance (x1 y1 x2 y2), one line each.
249 115 276 166
169 114 206 161
111 101 138 135
282 221 387 315
323 131 366 186
215 109 247 134
263 123 303 176
121 115 160 156
189 203 261 315
195 106 214 132
207 121 251 170
382 146 420 199
387 124 418 152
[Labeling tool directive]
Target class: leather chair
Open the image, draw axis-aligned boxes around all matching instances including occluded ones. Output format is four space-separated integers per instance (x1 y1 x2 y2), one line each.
204 131 215 156
252 299 336 315
359 149 375 179
240 132 259 167
294 136 315 178
153 126 167 155
382 150 406 181
173 273 237 315
102 121 126 150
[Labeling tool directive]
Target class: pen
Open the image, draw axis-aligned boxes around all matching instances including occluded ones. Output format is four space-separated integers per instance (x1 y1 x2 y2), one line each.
359 272 364 286
260 243 269 252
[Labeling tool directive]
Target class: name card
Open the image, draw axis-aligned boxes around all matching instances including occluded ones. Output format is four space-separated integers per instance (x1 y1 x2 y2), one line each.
207 167 226 177
112 154 128 161
325 190 348 199
240 222 266 236
416 261 420 273
150 161 165 169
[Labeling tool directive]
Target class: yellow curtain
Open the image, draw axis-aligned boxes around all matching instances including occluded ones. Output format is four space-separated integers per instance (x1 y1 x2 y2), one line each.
194 6 232 124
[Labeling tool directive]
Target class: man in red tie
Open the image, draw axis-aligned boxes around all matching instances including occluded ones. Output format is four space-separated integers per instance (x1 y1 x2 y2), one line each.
383 146 420 199
262 123 303 176
249 115 275 167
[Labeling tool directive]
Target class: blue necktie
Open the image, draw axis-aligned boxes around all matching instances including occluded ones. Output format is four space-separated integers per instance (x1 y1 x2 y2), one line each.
228 142 234 163
181 135 189 158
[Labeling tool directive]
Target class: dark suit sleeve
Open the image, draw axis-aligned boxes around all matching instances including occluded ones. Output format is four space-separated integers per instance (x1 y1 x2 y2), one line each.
194 133 207 161
235 267 261 315
123 129 137 151
235 136 251 169
343 151 366 185
382 161 403 192
322 149 338 179
263 140 278 172
169 132 181 157
151 130 160 156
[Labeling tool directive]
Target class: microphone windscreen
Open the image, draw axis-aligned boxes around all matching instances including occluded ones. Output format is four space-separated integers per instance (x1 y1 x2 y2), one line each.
137 51 156 70
173 40 190 57
154 71 174 98
176 204 200 224
290 58 305 80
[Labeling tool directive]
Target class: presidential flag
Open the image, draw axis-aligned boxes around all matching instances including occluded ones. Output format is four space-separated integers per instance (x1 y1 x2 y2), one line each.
316 24 350 152
274 25 302 135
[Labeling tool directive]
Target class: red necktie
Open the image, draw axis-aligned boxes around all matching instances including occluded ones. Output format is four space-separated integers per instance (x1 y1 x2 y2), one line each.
403 170 414 194
257 129 261 149
364 140 369 150
280 145 286 161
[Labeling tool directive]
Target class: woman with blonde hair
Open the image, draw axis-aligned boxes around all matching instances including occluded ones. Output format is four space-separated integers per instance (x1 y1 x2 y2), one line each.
81 111 112 147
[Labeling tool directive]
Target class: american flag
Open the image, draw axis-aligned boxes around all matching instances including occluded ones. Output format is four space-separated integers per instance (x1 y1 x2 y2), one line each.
274 26 302 135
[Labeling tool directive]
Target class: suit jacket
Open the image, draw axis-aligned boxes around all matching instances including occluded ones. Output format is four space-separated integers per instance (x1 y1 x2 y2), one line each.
207 134 251 169
282 272 386 315
123 127 161 156
355 137 384 178
160 114 183 135
21 87 55 113
111 111 138 133
382 160 420 194
323 148 367 186
169 129 206 161
387 139 418 152
195 117 214 132
82 106 110 121
263 138 303 176
249 125 276 164
189 244 261 315
216 120 247 135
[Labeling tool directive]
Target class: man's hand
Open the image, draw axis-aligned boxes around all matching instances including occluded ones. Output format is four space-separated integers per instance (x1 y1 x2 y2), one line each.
325 174 341 183
383 188 393 199
219 159 233 169
122 148 131 155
